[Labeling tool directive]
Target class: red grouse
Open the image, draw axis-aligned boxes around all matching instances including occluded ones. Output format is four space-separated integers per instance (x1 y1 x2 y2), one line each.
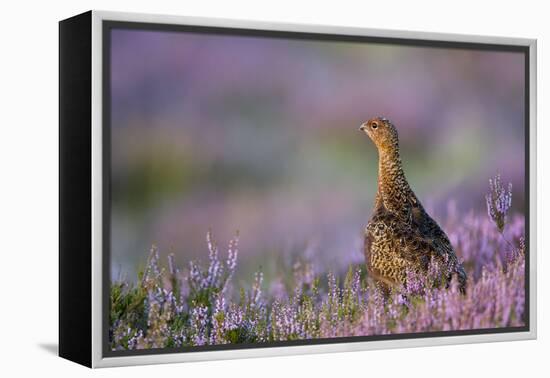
359 116 467 294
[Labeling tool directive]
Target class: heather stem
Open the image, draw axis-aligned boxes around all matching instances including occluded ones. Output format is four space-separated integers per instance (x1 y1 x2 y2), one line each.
499 230 516 253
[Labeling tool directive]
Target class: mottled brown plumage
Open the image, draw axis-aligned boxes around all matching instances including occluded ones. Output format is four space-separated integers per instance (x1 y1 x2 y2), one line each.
360 116 467 294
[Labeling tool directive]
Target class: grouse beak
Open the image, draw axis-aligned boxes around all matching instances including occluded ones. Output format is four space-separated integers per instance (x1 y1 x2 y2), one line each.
359 123 367 131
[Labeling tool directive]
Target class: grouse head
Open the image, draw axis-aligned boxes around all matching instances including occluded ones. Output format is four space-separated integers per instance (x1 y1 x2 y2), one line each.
359 116 399 153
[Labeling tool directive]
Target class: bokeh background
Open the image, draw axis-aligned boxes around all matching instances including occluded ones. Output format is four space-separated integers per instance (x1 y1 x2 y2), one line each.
109 28 525 282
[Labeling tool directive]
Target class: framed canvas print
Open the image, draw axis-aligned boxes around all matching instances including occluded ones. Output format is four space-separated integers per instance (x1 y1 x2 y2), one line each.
59 10 537 368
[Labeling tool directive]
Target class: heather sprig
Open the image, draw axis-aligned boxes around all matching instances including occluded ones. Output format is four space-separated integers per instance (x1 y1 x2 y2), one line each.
486 174 512 233
187 231 239 307
484 174 525 273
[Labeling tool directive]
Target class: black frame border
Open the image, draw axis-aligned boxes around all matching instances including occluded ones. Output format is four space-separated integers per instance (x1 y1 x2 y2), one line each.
101 20 531 359
59 11 93 367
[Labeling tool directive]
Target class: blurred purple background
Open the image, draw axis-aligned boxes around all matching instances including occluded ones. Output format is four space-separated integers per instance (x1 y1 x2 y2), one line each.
109 29 525 281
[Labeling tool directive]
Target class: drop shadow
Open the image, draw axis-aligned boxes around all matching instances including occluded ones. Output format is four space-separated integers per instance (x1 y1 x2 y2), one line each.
38 343 59 356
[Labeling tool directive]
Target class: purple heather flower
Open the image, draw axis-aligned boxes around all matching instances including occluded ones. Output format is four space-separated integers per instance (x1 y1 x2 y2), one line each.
206 231 222 287
210 294 226 345
142 245 162 286
250 271 264 309
126 329 143 350
187 231 239 294
110 206 526 350
405 267 424 296
190 305 209 346
226 234 239 272
188 261 204 290
486 174 512 233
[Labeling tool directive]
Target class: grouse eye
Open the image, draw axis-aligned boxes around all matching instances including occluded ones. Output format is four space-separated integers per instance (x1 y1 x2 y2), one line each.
371 122 378 129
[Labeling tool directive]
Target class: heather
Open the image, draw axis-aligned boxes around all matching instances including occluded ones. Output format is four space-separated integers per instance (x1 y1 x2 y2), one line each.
110 176 526 350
